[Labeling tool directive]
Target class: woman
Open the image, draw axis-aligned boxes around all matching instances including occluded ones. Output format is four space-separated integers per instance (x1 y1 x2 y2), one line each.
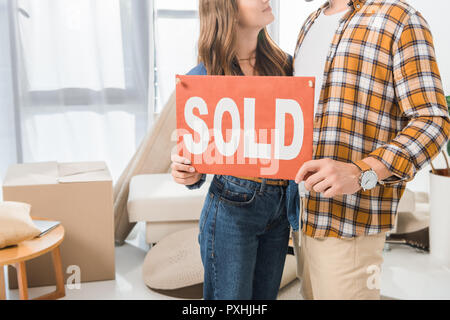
171 0 298 300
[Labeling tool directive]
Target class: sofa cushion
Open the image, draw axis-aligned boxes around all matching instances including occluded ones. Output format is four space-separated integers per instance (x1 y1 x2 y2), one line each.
145 221 198 244
127 174 211 223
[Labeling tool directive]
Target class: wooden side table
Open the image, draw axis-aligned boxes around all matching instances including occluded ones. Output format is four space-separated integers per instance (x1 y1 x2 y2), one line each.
0 218 65 300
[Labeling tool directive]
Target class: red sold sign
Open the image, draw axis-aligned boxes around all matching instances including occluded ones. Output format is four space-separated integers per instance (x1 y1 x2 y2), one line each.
176 75 314 180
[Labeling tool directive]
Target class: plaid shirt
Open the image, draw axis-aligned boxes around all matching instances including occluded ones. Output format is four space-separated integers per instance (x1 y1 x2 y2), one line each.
294 0 450 238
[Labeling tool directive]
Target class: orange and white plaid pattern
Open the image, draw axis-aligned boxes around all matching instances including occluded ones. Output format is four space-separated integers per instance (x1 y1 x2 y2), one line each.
294 0 450 238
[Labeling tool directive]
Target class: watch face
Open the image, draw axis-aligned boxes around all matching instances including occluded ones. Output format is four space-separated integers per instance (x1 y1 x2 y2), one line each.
361 170 378 190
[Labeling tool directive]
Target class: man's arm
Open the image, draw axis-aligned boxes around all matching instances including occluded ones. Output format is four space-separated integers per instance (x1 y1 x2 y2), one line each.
367 12 450 183
296 12 450 197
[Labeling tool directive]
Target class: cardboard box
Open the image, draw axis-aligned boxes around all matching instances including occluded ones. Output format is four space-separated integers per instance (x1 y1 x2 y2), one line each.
2 161 115 288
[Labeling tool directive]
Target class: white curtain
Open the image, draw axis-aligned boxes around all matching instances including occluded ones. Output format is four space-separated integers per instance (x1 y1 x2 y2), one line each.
3 0 151 185
0 0 19 201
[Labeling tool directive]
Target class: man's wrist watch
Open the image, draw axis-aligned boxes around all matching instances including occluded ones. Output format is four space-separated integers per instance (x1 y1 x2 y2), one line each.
352 160 379 191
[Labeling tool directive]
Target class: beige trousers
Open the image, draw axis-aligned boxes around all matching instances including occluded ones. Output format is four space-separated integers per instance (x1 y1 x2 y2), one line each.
292 229 386 300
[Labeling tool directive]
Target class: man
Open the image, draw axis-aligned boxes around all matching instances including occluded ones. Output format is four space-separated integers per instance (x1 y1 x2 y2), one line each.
292 0 450 299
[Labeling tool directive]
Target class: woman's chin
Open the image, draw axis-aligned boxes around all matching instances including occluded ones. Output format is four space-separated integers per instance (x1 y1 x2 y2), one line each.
265 14 275 26
243 15 274 31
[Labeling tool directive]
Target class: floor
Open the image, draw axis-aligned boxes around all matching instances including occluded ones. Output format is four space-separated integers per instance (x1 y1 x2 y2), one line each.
3 242 450 300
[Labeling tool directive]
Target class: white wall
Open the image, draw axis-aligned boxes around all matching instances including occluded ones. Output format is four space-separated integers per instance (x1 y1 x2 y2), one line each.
278 0 320 55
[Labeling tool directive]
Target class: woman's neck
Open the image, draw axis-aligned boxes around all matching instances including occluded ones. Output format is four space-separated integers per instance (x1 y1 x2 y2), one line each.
235 27 260 75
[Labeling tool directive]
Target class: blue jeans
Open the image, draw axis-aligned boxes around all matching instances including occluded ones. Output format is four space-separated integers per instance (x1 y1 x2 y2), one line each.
198 174 290 300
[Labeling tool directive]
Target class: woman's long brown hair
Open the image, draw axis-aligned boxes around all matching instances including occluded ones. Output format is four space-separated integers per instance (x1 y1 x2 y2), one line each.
198 0 292 76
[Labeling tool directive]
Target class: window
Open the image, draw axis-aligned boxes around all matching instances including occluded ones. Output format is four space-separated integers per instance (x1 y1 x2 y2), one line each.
13 0 148 107
8 0 151 180
19 0 125 91
150 0 295 113
152 0 199 113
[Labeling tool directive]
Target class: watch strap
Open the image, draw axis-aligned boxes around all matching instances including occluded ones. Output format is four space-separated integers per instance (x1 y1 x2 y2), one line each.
353 160 371 173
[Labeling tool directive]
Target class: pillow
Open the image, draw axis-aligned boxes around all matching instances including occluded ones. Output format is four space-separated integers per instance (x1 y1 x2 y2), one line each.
0 201 41 249
142 227 203 291
142 227 298 298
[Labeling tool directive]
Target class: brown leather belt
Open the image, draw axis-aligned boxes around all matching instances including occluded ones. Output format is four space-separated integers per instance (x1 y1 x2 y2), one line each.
235 176 289 186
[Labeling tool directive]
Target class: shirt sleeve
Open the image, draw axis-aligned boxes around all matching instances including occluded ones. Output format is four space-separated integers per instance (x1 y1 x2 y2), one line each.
185 174 207 190
369 12 450 184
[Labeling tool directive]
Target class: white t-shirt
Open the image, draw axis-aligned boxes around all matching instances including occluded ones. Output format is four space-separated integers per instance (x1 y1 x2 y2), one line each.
294 9 347 194
294 9 347 116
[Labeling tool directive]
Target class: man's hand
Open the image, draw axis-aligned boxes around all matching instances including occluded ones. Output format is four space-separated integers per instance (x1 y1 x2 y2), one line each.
295 159 361 198
171 154 203 186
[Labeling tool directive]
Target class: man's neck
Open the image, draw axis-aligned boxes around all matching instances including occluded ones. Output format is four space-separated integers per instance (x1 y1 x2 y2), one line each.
325 0 350 15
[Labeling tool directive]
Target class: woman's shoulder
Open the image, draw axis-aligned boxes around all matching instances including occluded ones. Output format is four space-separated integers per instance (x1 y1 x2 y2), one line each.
187 63 207 76
187 56 291 76
286 54 293 64
283 53 294 76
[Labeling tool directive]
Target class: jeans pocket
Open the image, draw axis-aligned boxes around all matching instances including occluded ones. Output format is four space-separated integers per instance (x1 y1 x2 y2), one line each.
214 178 257 207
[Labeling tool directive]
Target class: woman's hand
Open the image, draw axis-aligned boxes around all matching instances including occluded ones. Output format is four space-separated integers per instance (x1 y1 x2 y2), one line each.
171 154 203 186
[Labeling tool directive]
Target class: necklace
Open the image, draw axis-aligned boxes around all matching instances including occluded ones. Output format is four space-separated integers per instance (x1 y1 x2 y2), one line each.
238 56 256 61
